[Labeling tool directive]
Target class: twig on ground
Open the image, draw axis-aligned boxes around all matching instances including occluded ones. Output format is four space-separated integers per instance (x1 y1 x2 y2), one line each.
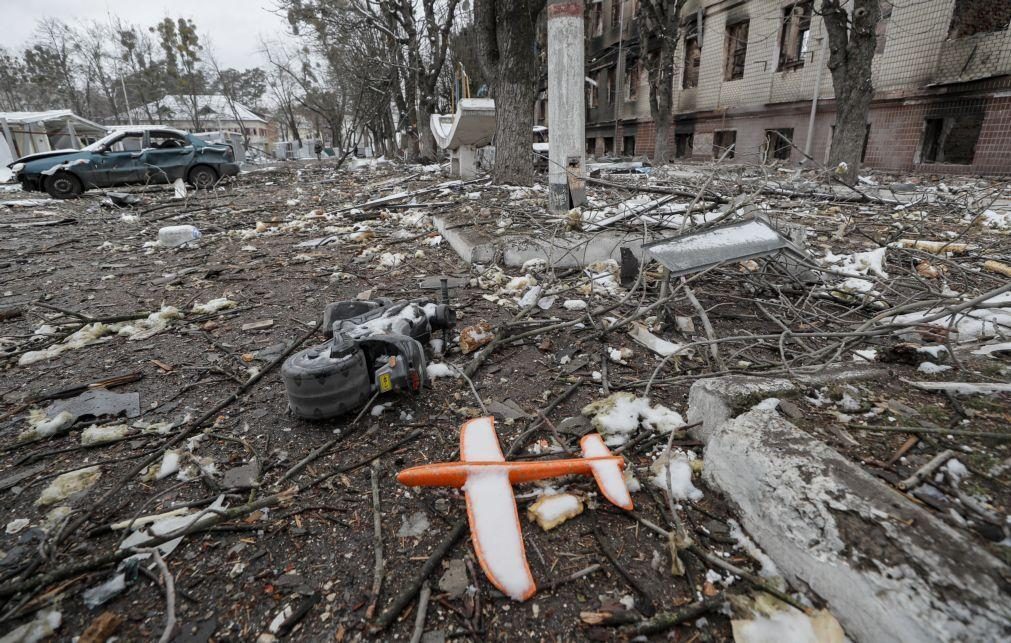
366 460 385 620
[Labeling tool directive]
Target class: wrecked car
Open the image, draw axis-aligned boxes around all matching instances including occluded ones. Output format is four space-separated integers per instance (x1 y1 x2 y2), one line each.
7 127 240 198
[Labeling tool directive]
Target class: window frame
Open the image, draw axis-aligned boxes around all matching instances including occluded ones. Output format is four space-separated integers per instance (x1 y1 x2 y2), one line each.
724 20 750 81
778 1 813 71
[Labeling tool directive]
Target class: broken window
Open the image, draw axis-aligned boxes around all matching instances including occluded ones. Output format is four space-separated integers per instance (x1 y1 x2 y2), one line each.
625 56 640 100
148 131 189 150
682 21 701 88
713 130 737 159
920 114 984 164
603 136 614 154
611 0 622 28
948 0 1011 39
591 2 604 36
764 128 794 161
675 133 693 158
778 2 812 71
724 20 749 81
607 66 616 104
623 135 635 155
588 77 599 108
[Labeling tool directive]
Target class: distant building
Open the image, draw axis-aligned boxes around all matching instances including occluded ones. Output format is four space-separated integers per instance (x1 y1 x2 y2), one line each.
126 95 272 150
535 0 1011 175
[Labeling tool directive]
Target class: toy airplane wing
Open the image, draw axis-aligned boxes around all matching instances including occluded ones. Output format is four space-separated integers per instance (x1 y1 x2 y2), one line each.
460 416 537 601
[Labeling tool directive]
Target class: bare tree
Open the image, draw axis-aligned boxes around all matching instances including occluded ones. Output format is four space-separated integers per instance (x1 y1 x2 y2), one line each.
206 46 251 149
75 22 122 122
637 0 687 165
820 0 880 185
28 19 84 115
474 0 545 185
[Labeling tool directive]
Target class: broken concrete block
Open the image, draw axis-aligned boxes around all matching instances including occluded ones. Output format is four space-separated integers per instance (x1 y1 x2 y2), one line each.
527 493 583 530
703 408 1011 642
438 559 468 599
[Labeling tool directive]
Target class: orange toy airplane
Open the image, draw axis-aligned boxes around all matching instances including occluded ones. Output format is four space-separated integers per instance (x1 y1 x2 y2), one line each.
397 416 634 601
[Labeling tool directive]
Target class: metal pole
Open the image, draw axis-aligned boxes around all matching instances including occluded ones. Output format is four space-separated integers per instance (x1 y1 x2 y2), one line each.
803 36 826 162
121 74 133 125
613 0 625 149
547 0 586 213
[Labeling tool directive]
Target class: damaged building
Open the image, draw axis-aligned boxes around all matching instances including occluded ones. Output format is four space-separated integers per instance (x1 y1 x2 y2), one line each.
536 0 1011 174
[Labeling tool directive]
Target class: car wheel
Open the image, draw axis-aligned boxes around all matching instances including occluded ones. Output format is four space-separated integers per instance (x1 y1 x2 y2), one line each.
187 165 218 190
44 172 83 199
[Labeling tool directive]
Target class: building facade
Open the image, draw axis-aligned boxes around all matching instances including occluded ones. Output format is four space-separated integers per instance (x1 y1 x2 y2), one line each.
536 0 1011 174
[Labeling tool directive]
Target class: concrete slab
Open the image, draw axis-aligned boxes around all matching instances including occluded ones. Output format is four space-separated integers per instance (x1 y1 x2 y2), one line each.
688 371 1010 641
686 365 886 442
703 408 1011 642
432 213 657 268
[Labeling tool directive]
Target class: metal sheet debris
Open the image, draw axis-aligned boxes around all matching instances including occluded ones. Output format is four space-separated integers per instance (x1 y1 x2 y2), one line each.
45 389 141 423
642 218 808 278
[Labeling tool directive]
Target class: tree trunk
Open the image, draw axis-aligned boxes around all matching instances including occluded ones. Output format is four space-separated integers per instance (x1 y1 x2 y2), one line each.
651 42 675 165
639 0 683 166
823 0 879 185
476 0 544 186
417 98 437 161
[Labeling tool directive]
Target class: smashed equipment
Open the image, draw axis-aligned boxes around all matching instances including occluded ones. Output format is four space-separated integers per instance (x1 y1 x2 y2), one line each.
281 299 455 419
397 417 634 601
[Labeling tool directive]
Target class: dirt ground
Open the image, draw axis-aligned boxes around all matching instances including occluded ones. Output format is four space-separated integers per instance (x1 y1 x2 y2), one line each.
0 160 1008 641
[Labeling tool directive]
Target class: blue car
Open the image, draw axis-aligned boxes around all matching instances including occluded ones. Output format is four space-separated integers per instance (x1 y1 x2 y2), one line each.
8 127 240 199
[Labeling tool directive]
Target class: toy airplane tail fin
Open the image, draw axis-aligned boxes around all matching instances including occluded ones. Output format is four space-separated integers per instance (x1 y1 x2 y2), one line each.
580 434 634 510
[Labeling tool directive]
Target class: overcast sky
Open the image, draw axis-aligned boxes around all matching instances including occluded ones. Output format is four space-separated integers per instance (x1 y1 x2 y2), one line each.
0 0 290 70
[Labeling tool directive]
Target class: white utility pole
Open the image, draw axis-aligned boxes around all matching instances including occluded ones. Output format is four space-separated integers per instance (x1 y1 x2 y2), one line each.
547 0 586 213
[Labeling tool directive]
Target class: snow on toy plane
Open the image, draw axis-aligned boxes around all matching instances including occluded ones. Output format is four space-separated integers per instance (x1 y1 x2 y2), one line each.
397 416 634 601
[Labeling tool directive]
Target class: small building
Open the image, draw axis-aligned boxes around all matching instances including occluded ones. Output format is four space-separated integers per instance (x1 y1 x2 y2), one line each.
0 110 107 163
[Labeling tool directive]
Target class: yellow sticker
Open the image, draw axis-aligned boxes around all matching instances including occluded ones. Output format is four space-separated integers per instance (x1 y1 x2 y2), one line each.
379 373 393 392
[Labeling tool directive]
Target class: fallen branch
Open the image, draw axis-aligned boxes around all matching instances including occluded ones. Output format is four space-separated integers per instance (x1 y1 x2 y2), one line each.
622 596 726 636
366 461 385 620
373 519 468 632
897 449 955 491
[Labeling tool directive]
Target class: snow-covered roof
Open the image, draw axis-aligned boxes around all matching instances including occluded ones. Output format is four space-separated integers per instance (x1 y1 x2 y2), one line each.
131 96 267 125
0 110 107 133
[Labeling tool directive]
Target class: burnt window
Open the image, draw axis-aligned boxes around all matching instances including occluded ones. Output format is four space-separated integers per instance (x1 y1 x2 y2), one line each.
948 0 1011 39
675 133 693 158
623 135 636 155
603 136 614 154
920 114 983 164
682 21 701 88
587 77 599 108
724 20 749 81
591 2 603 36
611 0 621 28
778 2 812 71
625 55 640 100
606 66 616 104
587 139 596 155
764 128 794 161
713 130 737 159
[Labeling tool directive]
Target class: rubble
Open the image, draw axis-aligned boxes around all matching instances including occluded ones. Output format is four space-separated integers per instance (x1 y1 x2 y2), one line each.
0 160 1007 641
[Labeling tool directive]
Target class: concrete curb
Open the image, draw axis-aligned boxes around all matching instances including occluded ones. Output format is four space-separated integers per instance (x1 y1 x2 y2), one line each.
688 373 1011 642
